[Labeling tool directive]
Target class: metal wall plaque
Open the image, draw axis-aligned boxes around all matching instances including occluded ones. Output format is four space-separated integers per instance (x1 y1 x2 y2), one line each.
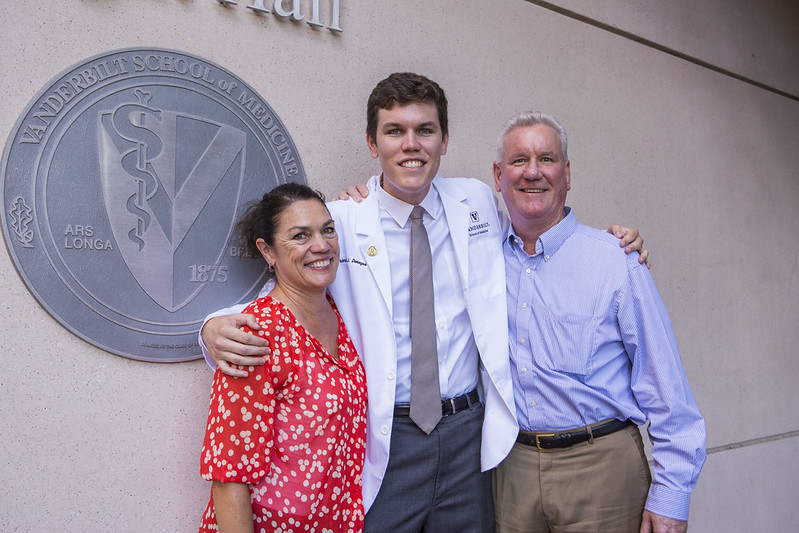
1 48 305 362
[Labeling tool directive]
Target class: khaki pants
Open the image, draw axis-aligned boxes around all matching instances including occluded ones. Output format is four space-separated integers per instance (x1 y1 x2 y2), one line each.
493 424 651 533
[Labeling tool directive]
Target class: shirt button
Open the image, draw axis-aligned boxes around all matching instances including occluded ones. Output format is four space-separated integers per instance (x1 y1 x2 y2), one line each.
521 302 528 309
545 254 550 260
525 268 532 274
381 425 389 435
530 401 537 407
438 323 445 329
521 367 528 373
387 371 395 381
519 338 526 344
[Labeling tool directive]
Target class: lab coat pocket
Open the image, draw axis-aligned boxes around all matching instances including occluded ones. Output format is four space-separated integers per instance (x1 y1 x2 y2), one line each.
536 308 596 376
468 241 505 299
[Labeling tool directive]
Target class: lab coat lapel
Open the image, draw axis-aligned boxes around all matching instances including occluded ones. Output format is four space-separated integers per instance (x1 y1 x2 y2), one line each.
354 194 393 313
437 180 470 291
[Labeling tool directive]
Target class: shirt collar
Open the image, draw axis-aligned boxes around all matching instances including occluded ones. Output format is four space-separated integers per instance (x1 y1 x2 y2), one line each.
375 177 442 227
506 206 577 258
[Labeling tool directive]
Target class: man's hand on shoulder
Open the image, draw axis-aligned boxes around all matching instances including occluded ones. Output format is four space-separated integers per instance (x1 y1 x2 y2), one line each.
202 313 268 378
640 510 688 533
608 224 650 268
334 183 370 202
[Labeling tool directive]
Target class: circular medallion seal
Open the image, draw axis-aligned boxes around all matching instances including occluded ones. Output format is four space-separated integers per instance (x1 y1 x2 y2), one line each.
1 48 306 362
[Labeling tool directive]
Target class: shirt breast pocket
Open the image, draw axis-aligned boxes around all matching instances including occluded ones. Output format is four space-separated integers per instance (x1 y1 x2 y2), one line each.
536 308 597 376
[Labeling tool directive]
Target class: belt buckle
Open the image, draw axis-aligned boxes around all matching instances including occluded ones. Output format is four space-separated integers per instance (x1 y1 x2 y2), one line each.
444 397 456 415
535 433 555 450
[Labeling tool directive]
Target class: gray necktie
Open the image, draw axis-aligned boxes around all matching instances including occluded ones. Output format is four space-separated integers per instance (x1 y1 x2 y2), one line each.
409 205 441 434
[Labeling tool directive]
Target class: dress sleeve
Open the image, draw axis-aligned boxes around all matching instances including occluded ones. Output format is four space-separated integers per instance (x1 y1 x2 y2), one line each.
200 299 295 484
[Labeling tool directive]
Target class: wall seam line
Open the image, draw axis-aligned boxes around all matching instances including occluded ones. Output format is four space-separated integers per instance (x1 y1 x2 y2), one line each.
524 0 799 102
644 430 798 469
705 429 799 455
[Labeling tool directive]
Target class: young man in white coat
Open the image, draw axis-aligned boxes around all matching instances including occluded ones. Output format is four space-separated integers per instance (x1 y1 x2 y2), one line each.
200 73 645 531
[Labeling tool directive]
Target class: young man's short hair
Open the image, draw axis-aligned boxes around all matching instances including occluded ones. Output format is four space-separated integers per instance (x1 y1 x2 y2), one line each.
366 72 449 142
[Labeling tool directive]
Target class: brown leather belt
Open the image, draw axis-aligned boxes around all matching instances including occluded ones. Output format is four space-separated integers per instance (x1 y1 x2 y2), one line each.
517 419 634 450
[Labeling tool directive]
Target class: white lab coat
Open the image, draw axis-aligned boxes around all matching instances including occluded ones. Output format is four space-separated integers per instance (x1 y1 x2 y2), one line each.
326 175 518 511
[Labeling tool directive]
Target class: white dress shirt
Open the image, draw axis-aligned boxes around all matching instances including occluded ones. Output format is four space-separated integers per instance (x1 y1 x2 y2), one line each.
375 184 479 403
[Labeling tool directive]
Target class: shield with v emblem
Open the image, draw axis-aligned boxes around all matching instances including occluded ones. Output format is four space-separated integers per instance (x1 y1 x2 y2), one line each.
1 48 306 361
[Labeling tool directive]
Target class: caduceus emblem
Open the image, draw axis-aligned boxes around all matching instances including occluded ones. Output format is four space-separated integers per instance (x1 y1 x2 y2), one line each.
110 89 163 251
99 89 247 311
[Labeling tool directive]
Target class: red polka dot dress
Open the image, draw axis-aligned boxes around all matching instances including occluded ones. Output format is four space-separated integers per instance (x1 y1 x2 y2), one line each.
199 296 367 532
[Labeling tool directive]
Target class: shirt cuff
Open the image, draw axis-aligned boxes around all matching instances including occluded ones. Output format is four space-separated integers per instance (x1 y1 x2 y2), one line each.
645 483 692 522
198 326 216 370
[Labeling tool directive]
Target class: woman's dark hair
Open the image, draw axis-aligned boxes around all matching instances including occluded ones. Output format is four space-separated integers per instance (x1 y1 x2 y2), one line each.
235 182 327 259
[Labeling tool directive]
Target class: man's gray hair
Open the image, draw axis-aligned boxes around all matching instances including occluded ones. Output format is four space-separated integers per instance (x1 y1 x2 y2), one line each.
496 111 568 161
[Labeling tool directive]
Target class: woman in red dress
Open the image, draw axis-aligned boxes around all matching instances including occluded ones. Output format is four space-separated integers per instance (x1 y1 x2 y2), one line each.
199 183 367 533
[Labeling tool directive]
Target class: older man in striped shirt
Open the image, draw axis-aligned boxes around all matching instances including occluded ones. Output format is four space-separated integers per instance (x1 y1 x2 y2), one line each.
492 111 706 533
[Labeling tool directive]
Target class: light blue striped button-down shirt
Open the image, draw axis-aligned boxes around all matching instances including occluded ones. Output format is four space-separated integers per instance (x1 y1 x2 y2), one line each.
503 207 706 521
